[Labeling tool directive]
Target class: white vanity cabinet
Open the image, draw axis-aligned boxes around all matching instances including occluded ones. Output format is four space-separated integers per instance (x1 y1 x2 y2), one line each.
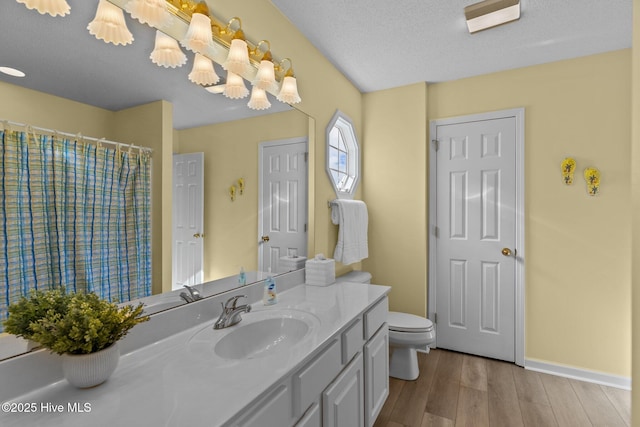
229 296 389 427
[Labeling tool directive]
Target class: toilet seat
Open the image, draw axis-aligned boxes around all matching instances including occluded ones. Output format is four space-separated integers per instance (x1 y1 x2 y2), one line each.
388 311 434 333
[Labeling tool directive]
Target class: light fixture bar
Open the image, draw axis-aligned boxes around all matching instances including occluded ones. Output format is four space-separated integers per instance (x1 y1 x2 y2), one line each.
464 0 520 34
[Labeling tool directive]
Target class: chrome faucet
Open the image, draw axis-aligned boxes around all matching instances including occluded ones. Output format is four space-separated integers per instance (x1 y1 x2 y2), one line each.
180 284 202 303
214 295 251 329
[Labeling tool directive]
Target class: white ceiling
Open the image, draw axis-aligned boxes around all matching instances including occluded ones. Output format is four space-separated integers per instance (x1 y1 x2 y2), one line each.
271 0 633 92
0 1 632 130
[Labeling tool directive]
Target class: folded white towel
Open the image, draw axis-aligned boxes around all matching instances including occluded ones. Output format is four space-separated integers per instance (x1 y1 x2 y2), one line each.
331 199 368 265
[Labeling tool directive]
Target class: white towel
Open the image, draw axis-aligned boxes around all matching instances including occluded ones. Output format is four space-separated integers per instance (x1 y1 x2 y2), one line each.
331 199 368 265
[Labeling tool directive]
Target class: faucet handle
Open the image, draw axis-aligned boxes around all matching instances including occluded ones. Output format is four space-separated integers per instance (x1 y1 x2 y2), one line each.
225 295 247 309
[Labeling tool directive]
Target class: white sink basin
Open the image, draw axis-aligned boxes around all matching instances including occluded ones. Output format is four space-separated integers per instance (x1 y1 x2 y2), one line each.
188 308 319 360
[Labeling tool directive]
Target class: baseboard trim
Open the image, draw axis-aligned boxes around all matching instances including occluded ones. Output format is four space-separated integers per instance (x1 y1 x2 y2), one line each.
525 359 631 390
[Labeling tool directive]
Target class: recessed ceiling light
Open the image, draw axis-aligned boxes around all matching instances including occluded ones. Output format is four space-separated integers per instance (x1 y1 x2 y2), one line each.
0 67 26 77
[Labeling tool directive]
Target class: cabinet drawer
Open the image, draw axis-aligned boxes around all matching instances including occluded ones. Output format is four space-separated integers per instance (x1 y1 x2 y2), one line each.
293 338 341 416
364 297 388 340
342 318 364 364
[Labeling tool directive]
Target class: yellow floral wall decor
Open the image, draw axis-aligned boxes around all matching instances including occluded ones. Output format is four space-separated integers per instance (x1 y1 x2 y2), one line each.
561 157 576 184
583 167 600 196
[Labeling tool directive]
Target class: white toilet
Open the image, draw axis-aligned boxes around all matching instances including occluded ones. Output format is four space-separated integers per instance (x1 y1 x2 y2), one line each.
335 271 436 381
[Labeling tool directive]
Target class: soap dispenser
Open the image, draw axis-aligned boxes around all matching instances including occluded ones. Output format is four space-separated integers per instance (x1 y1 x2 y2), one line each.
238 266 246 286
263 268 277 305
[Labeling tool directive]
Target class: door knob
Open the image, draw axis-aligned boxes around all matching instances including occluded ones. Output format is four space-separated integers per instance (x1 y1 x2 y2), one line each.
261 235 270 242
193 233 205 239
501 248 513 257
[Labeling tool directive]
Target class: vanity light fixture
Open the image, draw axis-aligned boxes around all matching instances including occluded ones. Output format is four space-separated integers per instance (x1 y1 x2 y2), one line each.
276 59 301 104
222 18 250 75
252 41 277 92
188 53 220 85
464 0 520 34
247 87 271 111
15 0 70 17
87 0 134 46
223 71 249 99
150 30 187 68
125 0 171 28
78 0 302 109
180 1 213 54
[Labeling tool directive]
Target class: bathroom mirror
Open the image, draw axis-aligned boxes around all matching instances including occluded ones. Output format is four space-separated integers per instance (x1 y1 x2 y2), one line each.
0 1 314 360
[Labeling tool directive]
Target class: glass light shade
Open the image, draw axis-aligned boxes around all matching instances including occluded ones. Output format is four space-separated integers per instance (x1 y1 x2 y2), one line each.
188 53 220 85
277 76 301 104
87 0 134 46
223 39 250 74
253 60 277 92
247 87 271 111
223 71 249 99
181 12 212 54
150 31 187 68
125 0 171 28
16 0 70 17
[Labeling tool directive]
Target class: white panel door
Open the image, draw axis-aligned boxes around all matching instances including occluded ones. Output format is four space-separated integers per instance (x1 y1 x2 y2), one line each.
435 117 517 362
259 139 308 273
172 153 204 291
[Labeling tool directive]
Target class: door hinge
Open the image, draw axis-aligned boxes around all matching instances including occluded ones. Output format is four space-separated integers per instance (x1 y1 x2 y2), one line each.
432 139 439 151
433 225 440 238
304 223 308 232
434 313 437 324
304 152 308 162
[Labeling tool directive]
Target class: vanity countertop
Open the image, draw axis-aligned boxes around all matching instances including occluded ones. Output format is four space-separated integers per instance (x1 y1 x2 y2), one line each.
0 282 390 427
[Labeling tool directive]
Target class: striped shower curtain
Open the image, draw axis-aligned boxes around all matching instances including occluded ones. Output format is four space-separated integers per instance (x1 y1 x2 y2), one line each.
0 126 152 330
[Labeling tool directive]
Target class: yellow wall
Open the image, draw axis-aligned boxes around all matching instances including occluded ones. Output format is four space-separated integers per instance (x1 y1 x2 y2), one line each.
362 83 428 316
363 51 631 378
631 0 639 422
178 109 309 281
0 81 114 138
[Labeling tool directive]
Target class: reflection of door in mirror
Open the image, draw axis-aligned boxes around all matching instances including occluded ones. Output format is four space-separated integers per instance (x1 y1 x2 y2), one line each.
172 153 204 290
259 138 308 273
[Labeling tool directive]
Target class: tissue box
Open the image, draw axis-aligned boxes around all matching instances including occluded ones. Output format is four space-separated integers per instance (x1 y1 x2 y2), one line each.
305 257 335 286
278 256 307 273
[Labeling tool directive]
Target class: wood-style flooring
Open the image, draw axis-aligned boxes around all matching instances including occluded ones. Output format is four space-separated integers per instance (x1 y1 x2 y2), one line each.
374 349 631 427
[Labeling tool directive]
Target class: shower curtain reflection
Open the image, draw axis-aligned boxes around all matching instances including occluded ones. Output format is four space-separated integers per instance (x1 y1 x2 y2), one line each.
0 125 152 331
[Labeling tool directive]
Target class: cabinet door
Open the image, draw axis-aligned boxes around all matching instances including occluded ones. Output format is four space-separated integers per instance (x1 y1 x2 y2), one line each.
364 324 389 427
234 382 293 427
322 352 364 427
295 402 321 427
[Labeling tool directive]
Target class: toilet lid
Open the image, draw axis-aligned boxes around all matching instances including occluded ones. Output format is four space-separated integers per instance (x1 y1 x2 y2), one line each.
388 311 434 333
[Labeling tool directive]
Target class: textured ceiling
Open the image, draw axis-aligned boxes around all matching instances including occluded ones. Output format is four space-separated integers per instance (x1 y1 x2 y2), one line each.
0 1 633 130
271 0 633 92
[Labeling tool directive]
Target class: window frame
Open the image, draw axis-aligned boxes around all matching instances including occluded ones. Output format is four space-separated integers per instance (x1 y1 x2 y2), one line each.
325 110 360 199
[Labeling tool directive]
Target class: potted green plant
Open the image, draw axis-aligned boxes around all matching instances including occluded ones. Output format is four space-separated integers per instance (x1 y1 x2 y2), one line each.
3 287 149 388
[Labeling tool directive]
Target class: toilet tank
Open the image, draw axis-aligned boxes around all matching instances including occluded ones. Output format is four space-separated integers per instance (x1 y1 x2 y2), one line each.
335 270 372 284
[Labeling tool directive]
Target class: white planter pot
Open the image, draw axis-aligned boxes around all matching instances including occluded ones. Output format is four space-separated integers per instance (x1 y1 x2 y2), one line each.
61 342 120 388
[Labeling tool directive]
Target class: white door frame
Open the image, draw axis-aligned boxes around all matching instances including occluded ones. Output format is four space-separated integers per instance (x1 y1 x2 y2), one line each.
258 137 308 272
428 108 525 366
